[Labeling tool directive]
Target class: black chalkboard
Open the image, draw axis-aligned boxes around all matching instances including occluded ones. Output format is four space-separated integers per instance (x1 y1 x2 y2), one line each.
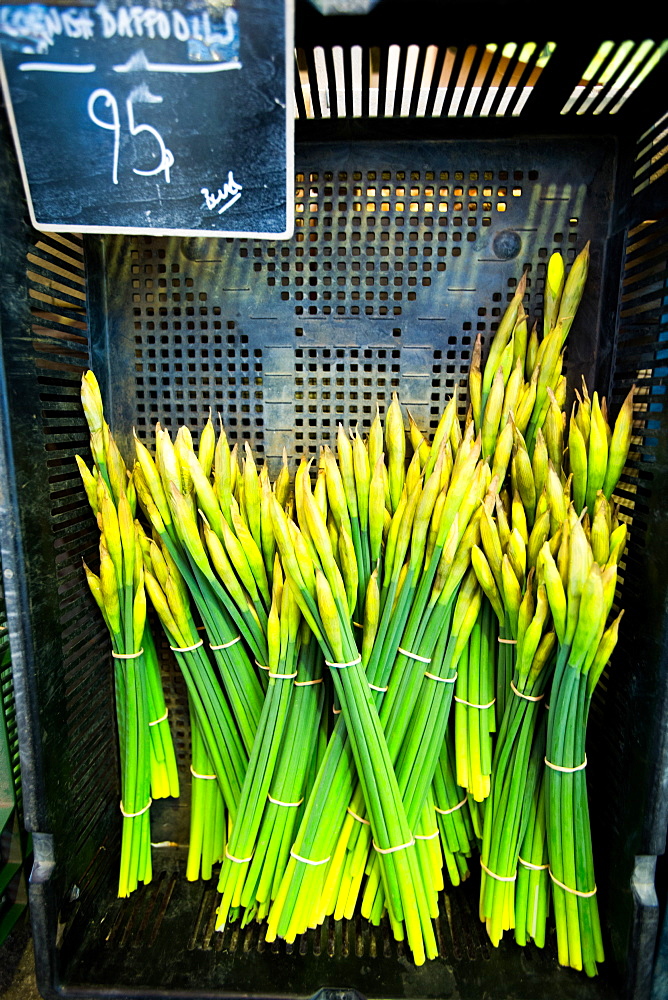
0 0 293 236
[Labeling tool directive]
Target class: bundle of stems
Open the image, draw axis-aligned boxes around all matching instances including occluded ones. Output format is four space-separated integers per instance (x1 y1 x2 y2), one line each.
267 486 439 964
138 530 247 821
433 734 477 886
457 245 589 805
238 628 325 923
473 536 557 946
540 377 633 975
78 372 179 897
215 563 304 928
187 700 226 881
266 408 488 949
514 743 550 949
453 599 497 802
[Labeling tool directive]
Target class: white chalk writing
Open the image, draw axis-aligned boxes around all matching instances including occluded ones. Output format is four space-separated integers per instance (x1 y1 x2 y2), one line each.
87 85 174 186
201 173 243 214
0 4 238 54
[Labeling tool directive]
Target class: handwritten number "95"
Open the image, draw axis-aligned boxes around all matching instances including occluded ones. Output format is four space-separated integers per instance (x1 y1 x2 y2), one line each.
87 88 175 186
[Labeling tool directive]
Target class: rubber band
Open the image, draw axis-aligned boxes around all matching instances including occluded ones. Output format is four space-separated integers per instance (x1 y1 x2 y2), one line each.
148 708 169 727
290 849 330 867
544 755 587 773
255 660 269 671
398 647 432 663
294 677 324 686
481 860 516 883
112 649 144 660
373 837 415 855
210 636 241 650
268 670 299 680
519 857 549 871
225 847 253 864
268 793 304 807
435 796 467 816
369 682 389 693
353 622 363 628
170 640 204 653
498 638 518 645
190 766 217 780
325 655 362 669
332 706 342 714
347 807 370 826
120 798 152 818
549 870 597 897
424 671 458 684
414 829 440 841
511 680 544 702
454 695 496 709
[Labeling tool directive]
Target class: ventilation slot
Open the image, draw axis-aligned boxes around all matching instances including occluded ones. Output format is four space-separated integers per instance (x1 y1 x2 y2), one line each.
633 112 668 195
294 42 556 120
561 39 668 115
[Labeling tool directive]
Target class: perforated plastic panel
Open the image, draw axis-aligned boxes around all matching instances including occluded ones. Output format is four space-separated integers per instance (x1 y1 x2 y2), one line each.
98 139 613 473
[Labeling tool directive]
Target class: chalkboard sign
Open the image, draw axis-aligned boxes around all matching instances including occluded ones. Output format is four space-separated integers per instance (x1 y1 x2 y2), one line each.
0 0 293 236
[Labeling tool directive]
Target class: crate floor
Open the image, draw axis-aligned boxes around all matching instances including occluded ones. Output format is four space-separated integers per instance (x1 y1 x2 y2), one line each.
59 860 620 1000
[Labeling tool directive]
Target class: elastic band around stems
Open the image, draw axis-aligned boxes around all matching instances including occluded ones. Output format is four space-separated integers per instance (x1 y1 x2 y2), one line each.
347 807 370 826
170 640 204 653
191 766 217 780
511 680 544 702
544 754 587 773
210 636 241 650
120 798 152 818
373 837 415 855
454 695 496 709
255 659 269 671
519 856 549 871
435 796 467 816
325 655 362 669
225 847 253 864
414 829 440 841
398 647 432 663
112 648 144 660
268 793 304 808
148 708 168 727
369 682 388 693
353 621 363 628
424 671 458 684
549 870 597 897
290 849 330 867
268 670 298 680
294 677 323 687
332 706 342 714
498 637 518 645
481 859 516 883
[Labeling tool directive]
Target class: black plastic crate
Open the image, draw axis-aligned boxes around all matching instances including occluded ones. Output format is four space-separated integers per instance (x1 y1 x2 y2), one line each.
0 3 667 999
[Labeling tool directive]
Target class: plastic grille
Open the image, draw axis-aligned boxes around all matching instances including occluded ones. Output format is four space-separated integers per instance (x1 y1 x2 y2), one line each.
107 142 611 476
24 234 121 872
633 112 668 195
295 41 557 119
561 39 668 116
